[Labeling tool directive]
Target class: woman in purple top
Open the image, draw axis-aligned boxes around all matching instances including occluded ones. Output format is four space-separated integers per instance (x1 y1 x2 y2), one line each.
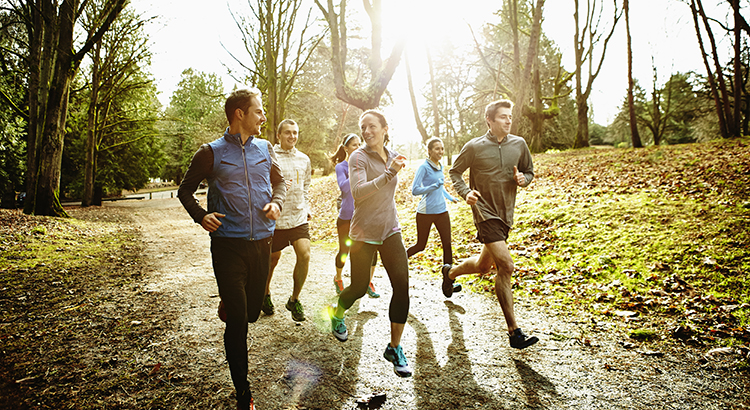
329 110 413 378
329 134 379 298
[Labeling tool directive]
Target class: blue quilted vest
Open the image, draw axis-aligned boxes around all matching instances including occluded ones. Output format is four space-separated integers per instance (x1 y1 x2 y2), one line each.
207 130 275 240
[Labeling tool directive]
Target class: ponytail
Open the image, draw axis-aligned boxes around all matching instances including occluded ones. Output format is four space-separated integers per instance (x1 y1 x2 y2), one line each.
329 144 347 165
329 133 359 165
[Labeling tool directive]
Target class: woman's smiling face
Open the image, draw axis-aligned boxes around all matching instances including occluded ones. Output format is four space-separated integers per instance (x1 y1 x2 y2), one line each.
360 113 387 149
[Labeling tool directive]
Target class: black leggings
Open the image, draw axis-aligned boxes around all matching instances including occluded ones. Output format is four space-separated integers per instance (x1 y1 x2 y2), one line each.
336 217 377 269
406 211 452 265
338 233 409 323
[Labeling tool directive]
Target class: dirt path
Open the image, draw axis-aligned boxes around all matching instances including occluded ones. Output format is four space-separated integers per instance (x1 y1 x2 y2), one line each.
107 197 747 410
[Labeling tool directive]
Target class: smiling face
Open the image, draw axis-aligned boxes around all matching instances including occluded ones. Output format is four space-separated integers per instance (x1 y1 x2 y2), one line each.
487 107 512 141
360 113 388 150
238 95 266 137
278 122 299 150
345 135 361 157
428 140 444 162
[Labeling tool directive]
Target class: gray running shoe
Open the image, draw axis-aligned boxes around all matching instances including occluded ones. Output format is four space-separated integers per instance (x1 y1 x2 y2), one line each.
285 298 305 322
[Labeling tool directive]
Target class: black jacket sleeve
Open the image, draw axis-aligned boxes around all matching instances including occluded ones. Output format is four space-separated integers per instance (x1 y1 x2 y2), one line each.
178 144 213 224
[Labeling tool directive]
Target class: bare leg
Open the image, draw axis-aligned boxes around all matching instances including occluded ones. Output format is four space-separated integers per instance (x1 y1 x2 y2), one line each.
449 242 518 333
485 241 518 333
335 266 344 282
290 238 311 301
448 245 495 280
266 251 282 296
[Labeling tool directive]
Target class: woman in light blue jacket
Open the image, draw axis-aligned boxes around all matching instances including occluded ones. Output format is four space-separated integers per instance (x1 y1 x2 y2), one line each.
407 137 458 266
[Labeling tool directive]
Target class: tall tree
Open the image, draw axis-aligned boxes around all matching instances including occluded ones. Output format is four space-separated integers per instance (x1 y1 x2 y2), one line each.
315 0 405 109
230 0 324 141
160 69 225 185
427 47 440 140
0 9 27 208
11 0 127 216
687 0 743 138
624 0 642 148
404 50 430 143
81 5 155 206
472 0 572 152
572 0 621 148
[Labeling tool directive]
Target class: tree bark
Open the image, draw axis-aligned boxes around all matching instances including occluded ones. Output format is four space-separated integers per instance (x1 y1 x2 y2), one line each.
427 48 440 139
24 0 127 216
689 0 728 138
315 0 404 110
82 40 102 207
404 51 429 143
625 0 643 148
573 0 621 149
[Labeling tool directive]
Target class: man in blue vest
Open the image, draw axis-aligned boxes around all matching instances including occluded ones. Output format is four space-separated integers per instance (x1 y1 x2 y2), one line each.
178 88 286 410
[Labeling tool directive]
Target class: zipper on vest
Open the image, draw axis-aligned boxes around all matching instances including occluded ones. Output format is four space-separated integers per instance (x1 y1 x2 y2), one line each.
242 144 253 239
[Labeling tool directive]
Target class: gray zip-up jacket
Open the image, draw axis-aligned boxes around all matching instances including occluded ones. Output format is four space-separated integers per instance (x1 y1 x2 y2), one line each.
449 131 534 228
348 144 402 243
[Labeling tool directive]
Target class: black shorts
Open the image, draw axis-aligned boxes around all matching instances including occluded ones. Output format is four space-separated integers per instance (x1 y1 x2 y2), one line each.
476 219 510 244
271 223 310 253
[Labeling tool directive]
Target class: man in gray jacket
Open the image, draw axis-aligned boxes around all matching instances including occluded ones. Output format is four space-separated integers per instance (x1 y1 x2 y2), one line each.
444 99 539 350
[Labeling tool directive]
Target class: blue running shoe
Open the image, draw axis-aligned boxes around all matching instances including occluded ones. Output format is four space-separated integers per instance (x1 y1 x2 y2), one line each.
329 305 348 342
383 344 412 377
367 282 380 298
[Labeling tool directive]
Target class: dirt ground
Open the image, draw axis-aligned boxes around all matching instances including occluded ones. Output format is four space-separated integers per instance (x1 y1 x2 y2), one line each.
61 197 750 409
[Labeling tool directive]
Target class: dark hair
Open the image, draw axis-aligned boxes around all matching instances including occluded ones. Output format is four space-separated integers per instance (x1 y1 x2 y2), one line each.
426 137 443 152
484 99 513 121
224 88 261 123
359 109 390 145
330 133 360 165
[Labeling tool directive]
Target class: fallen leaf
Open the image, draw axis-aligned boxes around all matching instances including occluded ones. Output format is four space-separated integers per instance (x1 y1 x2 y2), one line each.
148 362 162 376
614 310 638 317
706 347 734 356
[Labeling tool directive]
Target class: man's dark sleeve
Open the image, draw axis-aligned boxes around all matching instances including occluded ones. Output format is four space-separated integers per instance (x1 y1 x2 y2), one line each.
178 144 213 224
449 142 474 200
267 140 286 211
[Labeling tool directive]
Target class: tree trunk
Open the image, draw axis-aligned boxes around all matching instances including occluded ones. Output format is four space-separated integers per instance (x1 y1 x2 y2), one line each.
732 0 742 137
82 40 102 207
316 0 404 110
625 0 643 148
404 51 429 143
528 65 544 152
574 93 590 148
572 0 621 149
689 0 728 138
23 0 127 216
24 0 56 215
427 48 440 139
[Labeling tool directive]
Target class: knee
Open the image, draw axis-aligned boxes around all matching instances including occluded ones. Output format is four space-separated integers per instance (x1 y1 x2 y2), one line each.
297 249 311 263
477 260 494 274
495 260 514 277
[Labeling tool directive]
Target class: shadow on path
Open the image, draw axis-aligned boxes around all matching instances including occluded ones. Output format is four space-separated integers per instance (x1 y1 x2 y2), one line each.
252 301 378 409
410 300 506 409
513 358 558 409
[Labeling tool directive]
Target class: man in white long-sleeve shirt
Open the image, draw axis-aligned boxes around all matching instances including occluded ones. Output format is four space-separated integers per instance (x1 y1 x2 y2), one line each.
264 119 312 322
